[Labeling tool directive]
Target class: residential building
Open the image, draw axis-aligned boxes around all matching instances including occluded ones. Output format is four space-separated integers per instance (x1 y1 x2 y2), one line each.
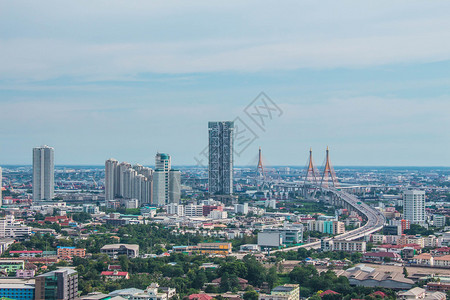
234 203 249 215
259 284 300 300
35 268 78 300
105 159 153 206
208 121 234 195
100 244 139 258
434 215 446 228
411 253 433 266
33 145 55 202
321 239 366 252
169 169 181 204
105 158 118 201
185 204 204 217
0 238 15 254
57 247 86 259
165 203 185 216
333 221 345 234
403 190 426 226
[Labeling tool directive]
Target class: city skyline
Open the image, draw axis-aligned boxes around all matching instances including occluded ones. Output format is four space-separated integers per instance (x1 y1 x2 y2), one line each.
1 2 450 166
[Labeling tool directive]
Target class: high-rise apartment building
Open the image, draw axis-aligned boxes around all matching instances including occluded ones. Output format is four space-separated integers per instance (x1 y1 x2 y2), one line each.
403 190 426 226
169 169 181 204
104 160 152 206
105 159 118 201
152 153 181 206
208 121 234 195
32 145 54 202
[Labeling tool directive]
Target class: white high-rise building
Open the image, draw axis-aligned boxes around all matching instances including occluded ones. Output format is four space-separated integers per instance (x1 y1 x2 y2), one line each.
152 170 166 207
105 159 118 201
32 145 54 202
169 169 181 204
403 190 426 226
104 159 153 205
152 153 181 206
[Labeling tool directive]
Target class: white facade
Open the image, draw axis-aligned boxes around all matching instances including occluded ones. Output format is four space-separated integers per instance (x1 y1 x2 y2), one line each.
165 203 185 216
32 145 54 202
208 210 228 219
234 203 249 215
152 170 166 207
403 190 426 226
105 159 118 201
0 216 31 239
169 170 181 204
185 204 203 217
105 159 153 206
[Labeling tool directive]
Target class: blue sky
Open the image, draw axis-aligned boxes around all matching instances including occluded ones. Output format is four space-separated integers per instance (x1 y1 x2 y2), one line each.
1 1 450 166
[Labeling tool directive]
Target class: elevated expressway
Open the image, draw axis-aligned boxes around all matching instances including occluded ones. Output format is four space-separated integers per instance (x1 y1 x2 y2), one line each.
272 187 386 252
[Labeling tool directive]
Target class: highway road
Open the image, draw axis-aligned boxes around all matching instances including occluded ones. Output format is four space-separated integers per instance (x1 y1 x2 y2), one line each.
272 188 386 253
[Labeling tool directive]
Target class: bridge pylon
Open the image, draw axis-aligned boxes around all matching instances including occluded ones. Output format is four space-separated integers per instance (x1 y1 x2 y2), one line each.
320 146 339 188
303 148 320 198
256 147 268 191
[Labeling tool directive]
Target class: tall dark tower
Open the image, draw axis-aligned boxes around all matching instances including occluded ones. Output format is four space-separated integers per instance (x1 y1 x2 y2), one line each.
208 121 234 195
256 147 265 180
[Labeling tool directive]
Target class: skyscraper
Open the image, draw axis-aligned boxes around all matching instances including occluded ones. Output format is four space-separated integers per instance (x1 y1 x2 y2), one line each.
208 121 234 195
169 169 181 204
152 153 181 206
105 158 118 201
104 159 152 205
33 145 54 202
403 190 426 226
153 153 171 205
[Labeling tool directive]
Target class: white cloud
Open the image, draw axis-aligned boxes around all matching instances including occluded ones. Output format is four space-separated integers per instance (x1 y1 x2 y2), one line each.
1 1 450 80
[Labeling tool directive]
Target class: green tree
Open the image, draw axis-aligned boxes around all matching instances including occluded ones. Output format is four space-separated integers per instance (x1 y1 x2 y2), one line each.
243 290 259 300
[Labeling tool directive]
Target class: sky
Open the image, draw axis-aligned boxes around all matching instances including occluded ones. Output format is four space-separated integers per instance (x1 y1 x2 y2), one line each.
1 1 450 166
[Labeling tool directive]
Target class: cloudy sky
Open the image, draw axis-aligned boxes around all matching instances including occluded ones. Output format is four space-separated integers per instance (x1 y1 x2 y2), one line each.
1 1 449 166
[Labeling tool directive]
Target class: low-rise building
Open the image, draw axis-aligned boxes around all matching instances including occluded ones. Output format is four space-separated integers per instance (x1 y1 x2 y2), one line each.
10 250 43 257
101 271 130 281
321 239 366 253
0 278 35 300
100 244 139 258
0 259 24 272
259 284 300 300
57 246 86 259
195 243 232 255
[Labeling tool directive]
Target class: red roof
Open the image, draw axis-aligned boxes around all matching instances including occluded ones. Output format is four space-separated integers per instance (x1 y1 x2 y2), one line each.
435 247 450 253
189 294 213 300
320 290 340 297
371 291 387 298
101 271 128 276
